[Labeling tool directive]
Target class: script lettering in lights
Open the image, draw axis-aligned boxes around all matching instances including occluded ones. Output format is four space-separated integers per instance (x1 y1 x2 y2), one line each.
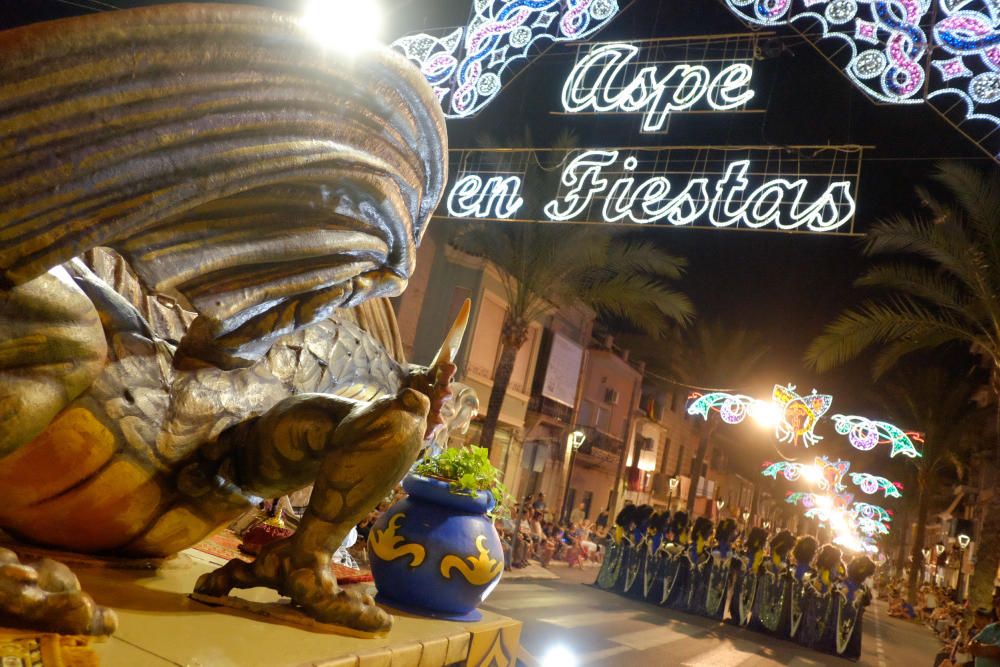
446 174 524 219
562 43 756 132
543 150 857 232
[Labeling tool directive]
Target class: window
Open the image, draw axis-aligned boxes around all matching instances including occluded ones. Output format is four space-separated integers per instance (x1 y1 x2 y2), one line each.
660 438 672 471
595 406 611 432
701 462 708 478
578 400 594 427
676 446 685 475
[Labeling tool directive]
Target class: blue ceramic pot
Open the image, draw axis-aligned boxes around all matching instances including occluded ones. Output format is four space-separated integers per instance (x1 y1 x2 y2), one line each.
367 473 504 621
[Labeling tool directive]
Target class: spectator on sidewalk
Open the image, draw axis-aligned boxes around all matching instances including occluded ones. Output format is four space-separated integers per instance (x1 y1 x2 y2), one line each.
570 502 586 526
968 594 1000 667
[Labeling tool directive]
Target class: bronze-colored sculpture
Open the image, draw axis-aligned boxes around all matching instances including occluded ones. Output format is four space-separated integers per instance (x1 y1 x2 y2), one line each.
0 4 450 636
0 549 117 636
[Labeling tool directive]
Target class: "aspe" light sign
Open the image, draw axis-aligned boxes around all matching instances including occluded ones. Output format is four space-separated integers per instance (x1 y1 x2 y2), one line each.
443 146 862 235
560 35 764 132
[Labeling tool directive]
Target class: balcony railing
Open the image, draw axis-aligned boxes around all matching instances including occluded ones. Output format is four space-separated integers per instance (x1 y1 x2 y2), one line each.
527 395 573 423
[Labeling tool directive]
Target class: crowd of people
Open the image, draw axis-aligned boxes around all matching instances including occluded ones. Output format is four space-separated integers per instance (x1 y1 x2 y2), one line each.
494 494 608 570
881 577 1000 667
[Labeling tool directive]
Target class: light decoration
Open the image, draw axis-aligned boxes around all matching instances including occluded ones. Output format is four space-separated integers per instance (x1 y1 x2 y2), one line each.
771 384 833 447
857 516 891 536
850 472 903 499
561 42 757 131
958 533 971 549
762 457 849 492
447 175 524 219
852 502 892 524
832 414 923 458
785 491 855 509
687 391 756 423
543 152 857 232
720 0 1000 161
442 146 863 233
393 0 621 118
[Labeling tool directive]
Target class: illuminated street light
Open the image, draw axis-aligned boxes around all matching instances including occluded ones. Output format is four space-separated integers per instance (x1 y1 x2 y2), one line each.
750 399 781 428
300 0 384 51
741 510 750 522
716 499 725 511
958 533 971 549
569 430 587 450
935 544 945 556
802 465 824 485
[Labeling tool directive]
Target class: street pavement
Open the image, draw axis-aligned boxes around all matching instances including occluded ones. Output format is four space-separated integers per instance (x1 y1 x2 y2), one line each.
483 565 943 666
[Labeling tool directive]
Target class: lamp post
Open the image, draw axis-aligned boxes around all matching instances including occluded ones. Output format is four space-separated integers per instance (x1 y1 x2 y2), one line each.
559 429 587 522
716 498 725 519
957 533 971 601
668 476 679 512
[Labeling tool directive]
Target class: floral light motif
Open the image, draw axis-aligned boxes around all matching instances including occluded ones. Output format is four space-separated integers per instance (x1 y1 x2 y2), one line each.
852 502 892 523
772 384 833 447
687 392 756 424
832 414 923 458
721 0 1000 159
850 472 903 499
762 457 850 492
393 0 621 118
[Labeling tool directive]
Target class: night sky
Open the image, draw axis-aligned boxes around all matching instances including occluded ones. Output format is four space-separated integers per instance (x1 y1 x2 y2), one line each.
3 0 991 481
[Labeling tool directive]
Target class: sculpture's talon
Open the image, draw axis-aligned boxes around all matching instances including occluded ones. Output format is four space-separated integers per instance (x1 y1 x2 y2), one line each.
287 568 392 634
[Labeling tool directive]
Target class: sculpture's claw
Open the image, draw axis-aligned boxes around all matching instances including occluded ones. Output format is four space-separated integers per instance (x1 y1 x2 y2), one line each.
193 536 392 635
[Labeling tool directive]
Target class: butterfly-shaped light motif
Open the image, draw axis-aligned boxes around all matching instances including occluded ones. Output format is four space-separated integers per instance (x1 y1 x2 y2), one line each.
772 384 833 447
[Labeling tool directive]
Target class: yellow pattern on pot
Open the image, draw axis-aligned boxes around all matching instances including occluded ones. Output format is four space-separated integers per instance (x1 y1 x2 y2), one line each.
440 535 503 586
369 514 425 567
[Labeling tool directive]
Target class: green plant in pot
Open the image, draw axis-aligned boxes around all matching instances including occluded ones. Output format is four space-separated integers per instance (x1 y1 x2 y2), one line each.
368 446 508 620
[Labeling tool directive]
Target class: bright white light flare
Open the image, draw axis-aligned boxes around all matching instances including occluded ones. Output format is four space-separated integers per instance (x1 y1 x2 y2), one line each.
802 465 823 484
750 399 781 428
542 645 578 667
300 0 383 51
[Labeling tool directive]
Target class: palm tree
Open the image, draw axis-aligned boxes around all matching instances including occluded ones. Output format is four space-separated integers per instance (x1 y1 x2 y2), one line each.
627 322 770 515
452 223 694 456
805 162 1000 608
877 365 986 606
450 135 694 456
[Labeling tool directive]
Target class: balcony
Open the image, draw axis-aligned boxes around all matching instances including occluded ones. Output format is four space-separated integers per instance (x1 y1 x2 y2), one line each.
575 428 625 466
527 395 573 424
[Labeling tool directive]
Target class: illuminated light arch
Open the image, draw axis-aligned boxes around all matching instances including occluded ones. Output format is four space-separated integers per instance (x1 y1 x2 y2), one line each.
852 501 892 523
394 0 621 119
560 42 757 131
772 384 833 447
722 0 1000 160
687 391 757 423
762 456 850 492
832 414 923 458
850 472 903 499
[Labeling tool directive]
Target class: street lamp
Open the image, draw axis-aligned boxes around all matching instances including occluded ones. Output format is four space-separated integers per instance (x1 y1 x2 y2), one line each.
560 430 587 522
742 510 750 523
763 520 771 529
935 544 945 556
716 499 725 516
957 533 972 601
668 476 679 511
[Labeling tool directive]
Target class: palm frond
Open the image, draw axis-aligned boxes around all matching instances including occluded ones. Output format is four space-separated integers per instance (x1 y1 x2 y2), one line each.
805 296 984 372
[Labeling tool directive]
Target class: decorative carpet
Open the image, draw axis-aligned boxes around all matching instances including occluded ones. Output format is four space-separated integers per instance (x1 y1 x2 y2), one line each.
192 530 373 585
